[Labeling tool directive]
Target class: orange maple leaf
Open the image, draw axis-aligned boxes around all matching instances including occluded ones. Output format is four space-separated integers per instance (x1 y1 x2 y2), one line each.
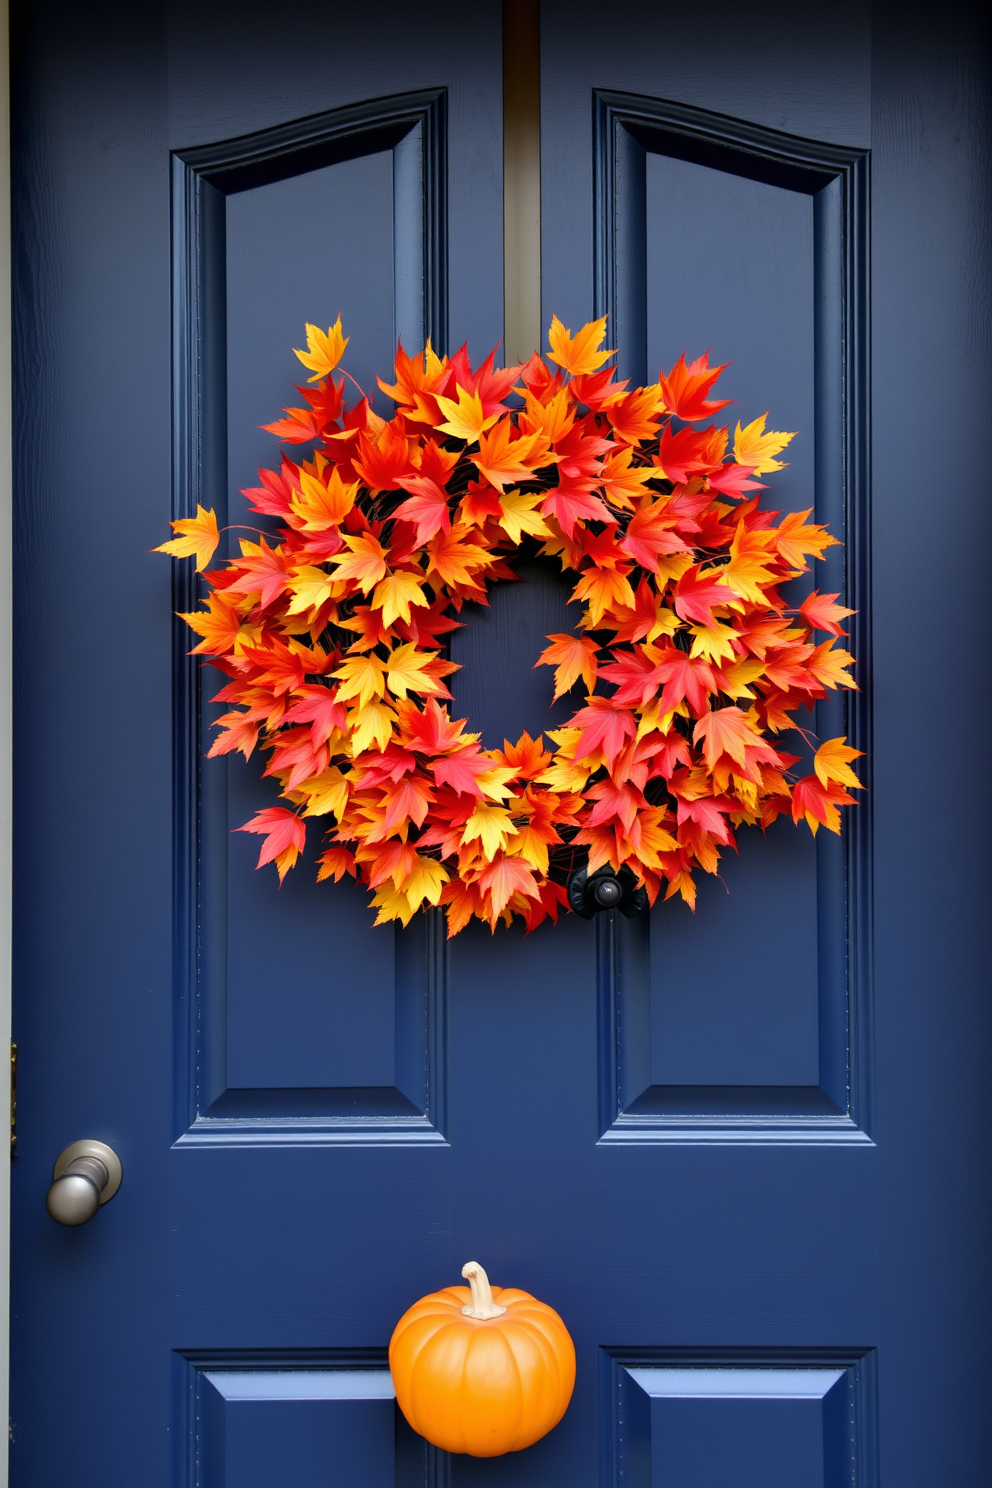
293 317 349 382
154 504 220 571
547 315 616 376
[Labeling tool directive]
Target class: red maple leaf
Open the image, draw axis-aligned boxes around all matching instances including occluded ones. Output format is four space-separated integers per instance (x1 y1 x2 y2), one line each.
660 351 732 422
570 696 637 764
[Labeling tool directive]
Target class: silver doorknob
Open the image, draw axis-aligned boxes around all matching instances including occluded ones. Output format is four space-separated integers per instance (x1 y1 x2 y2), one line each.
46 1140 122 1226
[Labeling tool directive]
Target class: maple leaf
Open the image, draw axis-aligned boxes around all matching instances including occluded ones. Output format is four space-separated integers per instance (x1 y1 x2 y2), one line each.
226 538 294 608
236 806 306 881
791 773 856 834
381 774 435 831
461 802 518 859
807 640 856 691
571 565 636 627
377 338 448 410
393 477 452 545
434 385 500 442
496 488 552 544
316 846 357 882
799 590 854 637
207 709 259 759
332 654 386 708
282 686 348 745
774 509 839 569
620 499 689 570
432 746 491 797
650 647 718 716
294 317 349 382
371 570 429 626
716 527 778 605
398 696 469 754
599 445 656 509
347 699 396 754
654 422 727 483
659 351 732 422
154 504 220 571
293 766 351 820
813 736 863 790
518 386 574 444
425 526 494 589
327 532 389 591
290 466 358 532
706 462 764 499
570 696 637 765
473 420 550 492
284 565 340 619
401 854 450 910
692 706 765 771
479 854 541 917
353 421 415 492
674 566 734 627
536 632 600 699
541 484 615 539
384 642 442 699
547 314 616 376
371 884 416 927
689 623 738 666
733 413 796 474
607 385 666 444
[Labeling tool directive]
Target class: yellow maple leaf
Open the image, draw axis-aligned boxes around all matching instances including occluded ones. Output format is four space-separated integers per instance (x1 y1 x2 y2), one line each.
371 570 429 626
461 802 517 860
716 528 777 605
293 317 349 382
400 854 449 911
384 642 441 699
332 654 386 708
733 413 796 475
498 488 552 544
719 658 767 700
284 565 341 617
813 736 864 790
347 699 395 754
689 623 738 665
371 883 416 927
475 767 519 802
154 504 220 571
296 767 351 819
546 314 616 376
434 384 500 442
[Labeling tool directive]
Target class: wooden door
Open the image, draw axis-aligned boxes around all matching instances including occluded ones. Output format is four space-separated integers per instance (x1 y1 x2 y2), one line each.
9 2 991 1485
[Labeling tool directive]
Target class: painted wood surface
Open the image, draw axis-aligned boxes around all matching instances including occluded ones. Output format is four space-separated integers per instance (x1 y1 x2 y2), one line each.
9 2 992 1485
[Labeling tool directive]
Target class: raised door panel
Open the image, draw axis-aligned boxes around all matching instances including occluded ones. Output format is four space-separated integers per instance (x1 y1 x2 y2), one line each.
590 96 869 1141
173 98 448 1141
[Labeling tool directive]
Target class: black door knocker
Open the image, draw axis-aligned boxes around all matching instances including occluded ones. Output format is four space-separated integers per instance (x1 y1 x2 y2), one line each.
567 865 648 919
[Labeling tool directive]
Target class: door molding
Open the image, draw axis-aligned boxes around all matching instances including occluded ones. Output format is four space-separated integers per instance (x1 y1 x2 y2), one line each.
0 0 10 1477
170 91 450 1149
592 91 873 1145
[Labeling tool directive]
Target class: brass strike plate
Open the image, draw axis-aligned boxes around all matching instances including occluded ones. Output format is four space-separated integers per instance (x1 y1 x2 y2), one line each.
10 1042 16 1156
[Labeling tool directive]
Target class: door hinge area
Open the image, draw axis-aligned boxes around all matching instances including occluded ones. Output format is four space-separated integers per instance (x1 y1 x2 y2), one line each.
10 1042 17 1156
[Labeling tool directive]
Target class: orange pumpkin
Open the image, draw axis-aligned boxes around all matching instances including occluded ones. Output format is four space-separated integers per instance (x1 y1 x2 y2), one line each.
389 1261 576 1457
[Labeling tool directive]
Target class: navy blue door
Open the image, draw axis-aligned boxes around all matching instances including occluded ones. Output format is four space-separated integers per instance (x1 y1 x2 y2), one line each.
10 2 992 1486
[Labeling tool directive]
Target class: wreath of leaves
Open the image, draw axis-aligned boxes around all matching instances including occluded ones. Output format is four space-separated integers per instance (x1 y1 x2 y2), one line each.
157 315 862 936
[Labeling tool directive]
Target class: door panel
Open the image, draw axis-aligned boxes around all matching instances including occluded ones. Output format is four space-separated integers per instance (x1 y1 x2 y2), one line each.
10 2 992 1487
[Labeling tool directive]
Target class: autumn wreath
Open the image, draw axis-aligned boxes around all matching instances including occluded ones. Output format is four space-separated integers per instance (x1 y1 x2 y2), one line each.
157 315 861 935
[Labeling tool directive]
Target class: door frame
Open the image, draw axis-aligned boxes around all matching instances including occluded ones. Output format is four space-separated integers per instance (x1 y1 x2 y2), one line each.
0 2 12 1481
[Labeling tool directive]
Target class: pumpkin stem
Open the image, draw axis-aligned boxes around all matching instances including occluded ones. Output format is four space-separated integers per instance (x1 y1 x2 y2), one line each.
460 1261 507 1320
